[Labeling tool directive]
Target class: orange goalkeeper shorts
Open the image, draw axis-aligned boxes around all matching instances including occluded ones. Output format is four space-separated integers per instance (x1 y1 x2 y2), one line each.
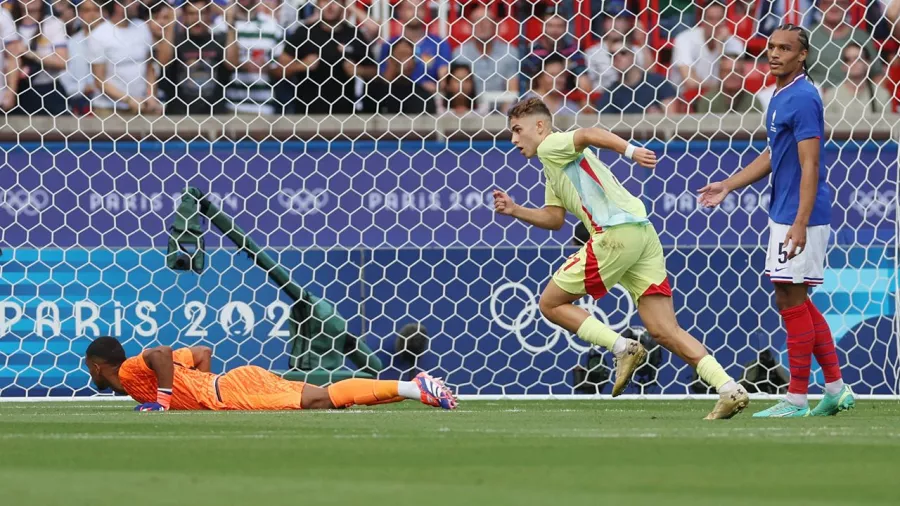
212 366 305 411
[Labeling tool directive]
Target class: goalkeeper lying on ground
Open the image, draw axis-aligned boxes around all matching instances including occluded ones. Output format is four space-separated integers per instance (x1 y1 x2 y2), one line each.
85 336 457 411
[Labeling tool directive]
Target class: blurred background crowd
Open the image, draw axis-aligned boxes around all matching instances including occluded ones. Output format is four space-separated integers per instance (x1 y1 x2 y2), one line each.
2 0 899 121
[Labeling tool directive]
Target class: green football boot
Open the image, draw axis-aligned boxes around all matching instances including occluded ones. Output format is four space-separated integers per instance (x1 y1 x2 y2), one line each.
810 385 855 416
752 399 811 418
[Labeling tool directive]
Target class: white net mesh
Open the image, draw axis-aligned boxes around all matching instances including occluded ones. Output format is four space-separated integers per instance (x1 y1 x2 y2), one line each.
0 0 898 398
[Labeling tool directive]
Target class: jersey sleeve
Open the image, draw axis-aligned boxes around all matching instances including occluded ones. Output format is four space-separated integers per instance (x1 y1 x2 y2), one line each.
85 28 106 65
670 32 694 69
117 355 156 403
173 348 195 369
544 179 563 208
0 10 17 44
791 94 824 142
271 25 285 59
536 131 579 169
435 39 451 69
45 19 68 47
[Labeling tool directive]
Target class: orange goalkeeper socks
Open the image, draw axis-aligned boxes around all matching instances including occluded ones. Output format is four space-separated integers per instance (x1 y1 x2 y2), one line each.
327 379 405 408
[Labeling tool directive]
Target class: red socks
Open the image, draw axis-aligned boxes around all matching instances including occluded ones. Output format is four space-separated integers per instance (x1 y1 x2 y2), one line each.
781 303 816 396
805 299 843 383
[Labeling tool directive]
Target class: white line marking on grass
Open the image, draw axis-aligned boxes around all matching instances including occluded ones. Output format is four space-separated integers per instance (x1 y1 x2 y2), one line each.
0 432 400 441
0 408 475 418
2 427 900 442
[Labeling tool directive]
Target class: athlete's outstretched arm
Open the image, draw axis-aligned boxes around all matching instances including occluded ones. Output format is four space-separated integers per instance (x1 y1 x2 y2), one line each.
189 346 212 372
572 128 657 168
493 189 565 230
698 150 772 207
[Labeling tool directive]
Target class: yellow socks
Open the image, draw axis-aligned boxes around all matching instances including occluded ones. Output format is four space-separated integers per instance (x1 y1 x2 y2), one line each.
576 317 620 350
696 355 734 391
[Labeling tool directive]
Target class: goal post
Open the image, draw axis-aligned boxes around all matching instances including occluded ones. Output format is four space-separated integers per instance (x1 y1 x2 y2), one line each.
0 1 898 400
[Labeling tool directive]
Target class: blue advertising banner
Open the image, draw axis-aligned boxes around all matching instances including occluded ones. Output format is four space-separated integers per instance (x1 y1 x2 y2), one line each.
1 245 895 396
0 141 897 397
2 140 896 249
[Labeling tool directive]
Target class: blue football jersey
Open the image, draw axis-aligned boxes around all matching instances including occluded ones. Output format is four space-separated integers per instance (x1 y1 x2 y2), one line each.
765 74 831 226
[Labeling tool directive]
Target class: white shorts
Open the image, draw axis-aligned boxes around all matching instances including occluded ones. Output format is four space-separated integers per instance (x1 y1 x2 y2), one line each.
765 219 828 286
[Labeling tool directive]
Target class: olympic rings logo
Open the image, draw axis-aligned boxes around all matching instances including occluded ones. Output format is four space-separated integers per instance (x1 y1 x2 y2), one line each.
1 189 51 217
489 282 635 354
278 188 329 215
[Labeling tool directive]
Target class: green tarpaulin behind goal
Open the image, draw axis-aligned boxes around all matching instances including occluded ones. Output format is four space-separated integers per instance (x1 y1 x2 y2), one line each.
166 188 383 385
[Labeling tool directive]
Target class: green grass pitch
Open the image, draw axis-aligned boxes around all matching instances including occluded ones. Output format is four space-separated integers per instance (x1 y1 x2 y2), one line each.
1 400 899 506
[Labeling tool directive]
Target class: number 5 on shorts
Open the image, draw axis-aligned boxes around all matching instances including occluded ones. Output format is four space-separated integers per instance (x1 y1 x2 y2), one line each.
777 243 788 264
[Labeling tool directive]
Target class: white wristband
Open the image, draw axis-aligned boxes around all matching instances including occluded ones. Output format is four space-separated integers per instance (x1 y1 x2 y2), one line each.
624 144 636 160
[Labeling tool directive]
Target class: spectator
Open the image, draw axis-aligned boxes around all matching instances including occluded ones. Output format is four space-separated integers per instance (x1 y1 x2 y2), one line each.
1 6 22 112
53 0 78 35
695 51 763 114
3 0 70 116
822 43 892 117
218 0 284 115
597 47 676 115
279 0 377 115
585 15 651 91
452 3 518 111
145 0 175 67
389 0 440 40
378 2 450 96
656 0 694 38
344 0 381 41
523 12 584 78
60 0 103 115
269 0 297 30
89 0 160 116
147 1 175 104
160 0 228 115
147 1 176 45
889 0 900 34
670 1 744 90
443 62 477 114
523 55 579 116
808 0 883 89
363 38 435 115
755 0 817 38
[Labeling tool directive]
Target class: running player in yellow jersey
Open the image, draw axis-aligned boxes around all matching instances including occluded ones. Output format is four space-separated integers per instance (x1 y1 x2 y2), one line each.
494 98 749 419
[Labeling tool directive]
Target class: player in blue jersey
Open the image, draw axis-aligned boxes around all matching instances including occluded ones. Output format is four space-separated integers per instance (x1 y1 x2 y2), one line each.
699 24 855 418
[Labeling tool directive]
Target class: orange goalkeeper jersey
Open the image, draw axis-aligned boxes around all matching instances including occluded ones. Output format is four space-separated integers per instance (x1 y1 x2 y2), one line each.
118 348 218 410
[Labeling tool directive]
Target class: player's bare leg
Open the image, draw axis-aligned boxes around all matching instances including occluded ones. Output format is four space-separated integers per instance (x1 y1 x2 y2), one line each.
301 376 457 410
539 281 646 397
638 294 749 419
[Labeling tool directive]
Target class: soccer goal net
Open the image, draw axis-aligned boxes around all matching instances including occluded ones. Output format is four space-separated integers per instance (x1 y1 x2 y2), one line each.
0 0 897 399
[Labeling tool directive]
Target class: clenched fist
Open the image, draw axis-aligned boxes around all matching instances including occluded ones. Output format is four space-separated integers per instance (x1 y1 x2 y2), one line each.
493 190 517 216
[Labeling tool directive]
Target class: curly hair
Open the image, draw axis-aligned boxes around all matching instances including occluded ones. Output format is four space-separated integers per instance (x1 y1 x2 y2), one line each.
85 336 127 366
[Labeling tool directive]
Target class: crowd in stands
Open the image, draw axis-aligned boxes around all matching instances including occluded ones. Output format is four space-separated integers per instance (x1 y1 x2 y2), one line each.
1 0 899 120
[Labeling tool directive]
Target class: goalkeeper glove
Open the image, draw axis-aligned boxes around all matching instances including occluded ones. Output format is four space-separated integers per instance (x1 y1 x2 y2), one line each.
135 387 172 412
134 402 167 412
